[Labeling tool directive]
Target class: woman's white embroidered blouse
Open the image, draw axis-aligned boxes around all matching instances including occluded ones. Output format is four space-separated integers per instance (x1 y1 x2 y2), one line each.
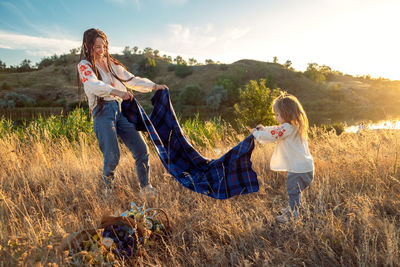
252 123 314 173
77 58 155 110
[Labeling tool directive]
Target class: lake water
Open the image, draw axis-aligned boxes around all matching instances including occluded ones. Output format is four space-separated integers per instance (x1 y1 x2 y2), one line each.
345 120 400 133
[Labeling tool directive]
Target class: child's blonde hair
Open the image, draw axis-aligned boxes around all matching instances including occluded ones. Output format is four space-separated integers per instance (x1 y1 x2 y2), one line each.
272 92 309 140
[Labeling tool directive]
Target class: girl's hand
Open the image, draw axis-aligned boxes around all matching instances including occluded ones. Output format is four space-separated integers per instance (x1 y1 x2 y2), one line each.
250 128 256 134
152 84 168 91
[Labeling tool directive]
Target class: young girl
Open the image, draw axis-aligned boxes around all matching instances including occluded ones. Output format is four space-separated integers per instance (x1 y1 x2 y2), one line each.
251 92 314 222
77 28 167 195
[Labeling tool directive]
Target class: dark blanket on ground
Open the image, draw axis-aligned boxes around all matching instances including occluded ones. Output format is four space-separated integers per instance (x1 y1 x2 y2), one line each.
122 89 259 199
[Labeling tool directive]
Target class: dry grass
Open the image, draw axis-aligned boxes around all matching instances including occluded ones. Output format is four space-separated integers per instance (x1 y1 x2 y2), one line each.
0 129 399 266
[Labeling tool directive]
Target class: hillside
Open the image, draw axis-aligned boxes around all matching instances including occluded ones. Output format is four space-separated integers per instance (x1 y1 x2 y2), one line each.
1 53 400 125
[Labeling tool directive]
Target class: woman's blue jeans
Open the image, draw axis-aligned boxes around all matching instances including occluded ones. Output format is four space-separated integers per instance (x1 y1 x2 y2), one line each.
93 101 150 188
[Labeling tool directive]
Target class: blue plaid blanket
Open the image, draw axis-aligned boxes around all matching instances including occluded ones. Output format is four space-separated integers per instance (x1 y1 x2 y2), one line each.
122 89 259 199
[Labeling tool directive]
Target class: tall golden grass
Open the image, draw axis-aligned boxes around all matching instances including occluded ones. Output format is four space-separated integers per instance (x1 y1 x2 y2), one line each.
0 127 399 266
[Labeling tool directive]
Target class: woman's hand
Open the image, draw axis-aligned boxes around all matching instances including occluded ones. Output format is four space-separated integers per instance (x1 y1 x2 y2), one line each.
110 89 133 100
152 84 168 91
250 128 256 134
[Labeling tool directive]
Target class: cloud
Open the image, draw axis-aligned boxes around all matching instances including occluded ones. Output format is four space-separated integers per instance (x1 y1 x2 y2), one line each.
149 24 251 62
167 24 216 47
0 31 124 57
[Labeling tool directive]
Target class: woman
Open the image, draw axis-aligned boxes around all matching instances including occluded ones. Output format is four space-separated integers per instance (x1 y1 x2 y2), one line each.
77 28 167 195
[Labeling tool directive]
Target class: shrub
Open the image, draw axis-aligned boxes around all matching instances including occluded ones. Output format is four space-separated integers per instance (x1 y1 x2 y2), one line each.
182 114 230 147
0 82 12 91
0 92 35 108
174 64 193 78
321 123 345 135
179 85 204 105
167 64 175 72
135 55 157 79
37 57 55 69
206 85 227 111
234 79 281 128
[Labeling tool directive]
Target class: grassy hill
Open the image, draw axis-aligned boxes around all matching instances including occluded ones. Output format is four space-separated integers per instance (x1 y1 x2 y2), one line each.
1 52 400 125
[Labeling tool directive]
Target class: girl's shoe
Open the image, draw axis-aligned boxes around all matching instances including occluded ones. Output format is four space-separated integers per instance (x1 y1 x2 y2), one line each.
275 213 291 223
140 184 157 197
280 206 291 214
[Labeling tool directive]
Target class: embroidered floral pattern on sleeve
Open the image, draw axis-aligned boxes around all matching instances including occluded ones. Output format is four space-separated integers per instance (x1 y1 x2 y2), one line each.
78 64 92 83
270 125 286 139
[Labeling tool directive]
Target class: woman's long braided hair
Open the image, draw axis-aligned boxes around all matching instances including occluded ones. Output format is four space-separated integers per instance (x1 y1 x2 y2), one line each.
77 28 134 114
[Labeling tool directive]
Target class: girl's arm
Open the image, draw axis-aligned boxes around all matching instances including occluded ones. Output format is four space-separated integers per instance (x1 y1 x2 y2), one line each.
77 61 114 97
252 123 294 143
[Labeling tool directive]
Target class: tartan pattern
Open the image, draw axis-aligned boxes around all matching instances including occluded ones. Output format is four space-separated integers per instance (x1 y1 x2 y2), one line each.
122 89 259 199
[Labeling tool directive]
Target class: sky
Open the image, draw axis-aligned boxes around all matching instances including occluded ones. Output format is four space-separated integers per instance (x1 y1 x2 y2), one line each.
0 0 399 80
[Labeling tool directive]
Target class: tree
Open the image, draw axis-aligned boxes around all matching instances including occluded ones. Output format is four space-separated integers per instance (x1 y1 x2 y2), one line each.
18 59 32 72
123 46 132 56
153 49 160 58
0 59 6 70
143 47 153 56
318 64 333 80
188 57 197 66
69 47 80 55
283 60 293 70
133 46 139 54
162 55 172 63
174 55 186 65
136 54 157 78
234 79 281 127
205 59 214 64
273 56 278 64
304 63 326 83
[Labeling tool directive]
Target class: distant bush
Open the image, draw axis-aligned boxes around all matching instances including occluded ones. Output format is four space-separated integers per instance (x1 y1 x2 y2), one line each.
167 64 175 72
0 92 35 108
135 55 157 79
321 123 345 135
216 68 244 105
55 55 68 66
174 64 193 78
37 56 56 69
0 82 12 91
219 64 228 71
206 85 227 111
179 85 205 105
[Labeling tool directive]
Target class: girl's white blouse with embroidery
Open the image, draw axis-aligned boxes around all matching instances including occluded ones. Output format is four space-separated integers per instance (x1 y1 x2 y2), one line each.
77 59 155 110
252 123 314 173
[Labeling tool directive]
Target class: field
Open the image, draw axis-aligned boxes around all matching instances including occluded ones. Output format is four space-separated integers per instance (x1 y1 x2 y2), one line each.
0 114 399 266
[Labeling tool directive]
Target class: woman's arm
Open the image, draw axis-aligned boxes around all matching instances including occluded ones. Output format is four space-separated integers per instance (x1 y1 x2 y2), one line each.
78 61 114 97
115 64 167 92
252 123 294 143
